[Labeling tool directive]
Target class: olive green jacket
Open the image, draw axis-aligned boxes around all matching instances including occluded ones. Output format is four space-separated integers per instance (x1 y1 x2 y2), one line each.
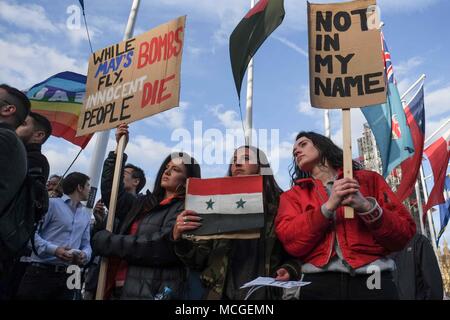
174 202 302 300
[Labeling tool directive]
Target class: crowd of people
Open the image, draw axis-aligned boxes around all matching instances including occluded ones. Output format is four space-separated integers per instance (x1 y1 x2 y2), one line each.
0 83 444 300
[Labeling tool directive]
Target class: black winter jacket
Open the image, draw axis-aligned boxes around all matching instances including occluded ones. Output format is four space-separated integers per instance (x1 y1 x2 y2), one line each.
92 197 188 300
390 233 443 300
100 151 138 230
0 123 27 215
25 143 49 183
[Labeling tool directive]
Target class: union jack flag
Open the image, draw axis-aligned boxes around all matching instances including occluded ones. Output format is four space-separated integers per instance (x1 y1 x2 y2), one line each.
381 32 395 84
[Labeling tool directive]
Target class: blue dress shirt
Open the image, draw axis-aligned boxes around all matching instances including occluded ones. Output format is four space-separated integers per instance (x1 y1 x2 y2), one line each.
31 195 92 266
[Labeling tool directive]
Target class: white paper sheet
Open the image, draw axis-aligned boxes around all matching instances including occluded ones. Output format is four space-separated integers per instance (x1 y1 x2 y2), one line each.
240 277 311 289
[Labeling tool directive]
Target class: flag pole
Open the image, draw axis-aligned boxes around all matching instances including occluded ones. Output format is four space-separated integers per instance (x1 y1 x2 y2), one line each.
424 119 450 146
324 110 330 138
87 131 110 207
245 0 255 146
400 74 426 101
95 0 141 300
414 181 426 235
420 166 439 250
416 118 450 249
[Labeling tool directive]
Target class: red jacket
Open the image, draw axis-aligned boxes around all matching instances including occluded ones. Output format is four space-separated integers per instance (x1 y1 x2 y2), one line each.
275 169 416 269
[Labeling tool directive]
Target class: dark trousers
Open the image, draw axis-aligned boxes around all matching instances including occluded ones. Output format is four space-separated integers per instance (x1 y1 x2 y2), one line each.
1 260 29 300
299 272 399 300
16 265 76 300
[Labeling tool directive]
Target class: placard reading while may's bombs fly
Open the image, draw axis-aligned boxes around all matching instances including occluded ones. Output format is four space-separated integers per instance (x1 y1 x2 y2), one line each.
77 16 186 136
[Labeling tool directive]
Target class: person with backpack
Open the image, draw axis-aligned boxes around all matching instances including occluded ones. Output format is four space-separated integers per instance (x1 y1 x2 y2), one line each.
0 84 30 295
16 172 92 300
0 112 53 299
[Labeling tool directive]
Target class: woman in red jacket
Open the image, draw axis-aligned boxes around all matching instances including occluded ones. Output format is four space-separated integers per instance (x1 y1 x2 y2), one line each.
275 131 416 300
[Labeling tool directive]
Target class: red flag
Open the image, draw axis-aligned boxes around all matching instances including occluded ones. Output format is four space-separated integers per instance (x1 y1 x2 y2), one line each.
395 85 425 201
423 130 450 216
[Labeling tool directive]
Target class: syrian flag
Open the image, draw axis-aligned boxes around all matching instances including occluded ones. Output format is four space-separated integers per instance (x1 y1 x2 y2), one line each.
230 0 285 99
185 176 264 237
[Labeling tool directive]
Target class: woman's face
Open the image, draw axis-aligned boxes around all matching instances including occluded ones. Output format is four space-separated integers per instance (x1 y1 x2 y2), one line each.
293 136 320 172
230 148 260 177
160 158 188 192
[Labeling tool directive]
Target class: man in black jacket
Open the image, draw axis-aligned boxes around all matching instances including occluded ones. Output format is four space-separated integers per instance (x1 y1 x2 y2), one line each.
0 84 30 292
0 84 30 219
100 125 146 228
2 112 53 299
391 233 444 300
16 111 52 182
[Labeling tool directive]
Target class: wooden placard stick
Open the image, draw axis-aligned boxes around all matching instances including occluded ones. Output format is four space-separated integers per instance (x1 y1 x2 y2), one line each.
342 108 354 219
95 135 127 300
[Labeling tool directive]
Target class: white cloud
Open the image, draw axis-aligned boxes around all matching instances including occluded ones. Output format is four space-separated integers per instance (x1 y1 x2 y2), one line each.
125 135 173 167
273 35 308 58
395 56 424 78
425 85 450 119
426 118 450 143
0 1 58 33
210 104 244 130
43 143 90 176
143 102 189 130
297 86 315 116
0 36 87 89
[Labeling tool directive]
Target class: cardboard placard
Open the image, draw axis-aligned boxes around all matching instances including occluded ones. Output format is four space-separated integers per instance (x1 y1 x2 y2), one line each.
77 16 186 136
308 0 386 109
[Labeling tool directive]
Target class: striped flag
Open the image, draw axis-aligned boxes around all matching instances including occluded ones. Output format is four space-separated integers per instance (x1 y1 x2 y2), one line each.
185 176 264 239
26 71 93 148
423 130 450 215
229 0 285 99
395 84 425 201
436 176 450 245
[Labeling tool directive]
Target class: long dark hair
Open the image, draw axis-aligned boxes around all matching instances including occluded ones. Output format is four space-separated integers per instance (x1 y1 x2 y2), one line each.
289 131 362 185
152 152 201 203
227 146 283 209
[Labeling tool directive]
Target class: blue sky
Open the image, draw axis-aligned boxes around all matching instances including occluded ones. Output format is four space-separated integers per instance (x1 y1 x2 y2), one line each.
0 0 449 246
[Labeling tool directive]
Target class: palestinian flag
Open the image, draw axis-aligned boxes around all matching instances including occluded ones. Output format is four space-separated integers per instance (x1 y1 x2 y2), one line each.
26 71 93 148
185 176 264 238
229 0 285 99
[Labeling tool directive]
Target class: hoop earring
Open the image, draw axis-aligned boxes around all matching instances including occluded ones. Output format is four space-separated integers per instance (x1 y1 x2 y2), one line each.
175 183 186 195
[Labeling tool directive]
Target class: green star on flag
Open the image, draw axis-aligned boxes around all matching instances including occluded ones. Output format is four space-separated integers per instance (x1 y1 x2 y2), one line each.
236 198 246 208
206 198 215 210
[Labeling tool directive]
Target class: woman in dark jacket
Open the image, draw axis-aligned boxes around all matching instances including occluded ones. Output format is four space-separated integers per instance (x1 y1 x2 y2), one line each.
92 124 201 300
173 146 301 300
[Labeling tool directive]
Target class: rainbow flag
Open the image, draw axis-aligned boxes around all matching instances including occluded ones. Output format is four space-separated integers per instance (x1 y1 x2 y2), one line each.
26 71 92 148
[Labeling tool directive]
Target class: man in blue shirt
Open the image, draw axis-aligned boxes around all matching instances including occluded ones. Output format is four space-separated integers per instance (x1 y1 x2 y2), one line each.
16 172 92 300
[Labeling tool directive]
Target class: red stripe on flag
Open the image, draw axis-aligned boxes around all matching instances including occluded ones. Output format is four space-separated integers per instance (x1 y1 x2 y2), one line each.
51 122 91 148
395 106 425 201
423 136 450 214
32 109 92 148
245 0 269 18
187 176 263 195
